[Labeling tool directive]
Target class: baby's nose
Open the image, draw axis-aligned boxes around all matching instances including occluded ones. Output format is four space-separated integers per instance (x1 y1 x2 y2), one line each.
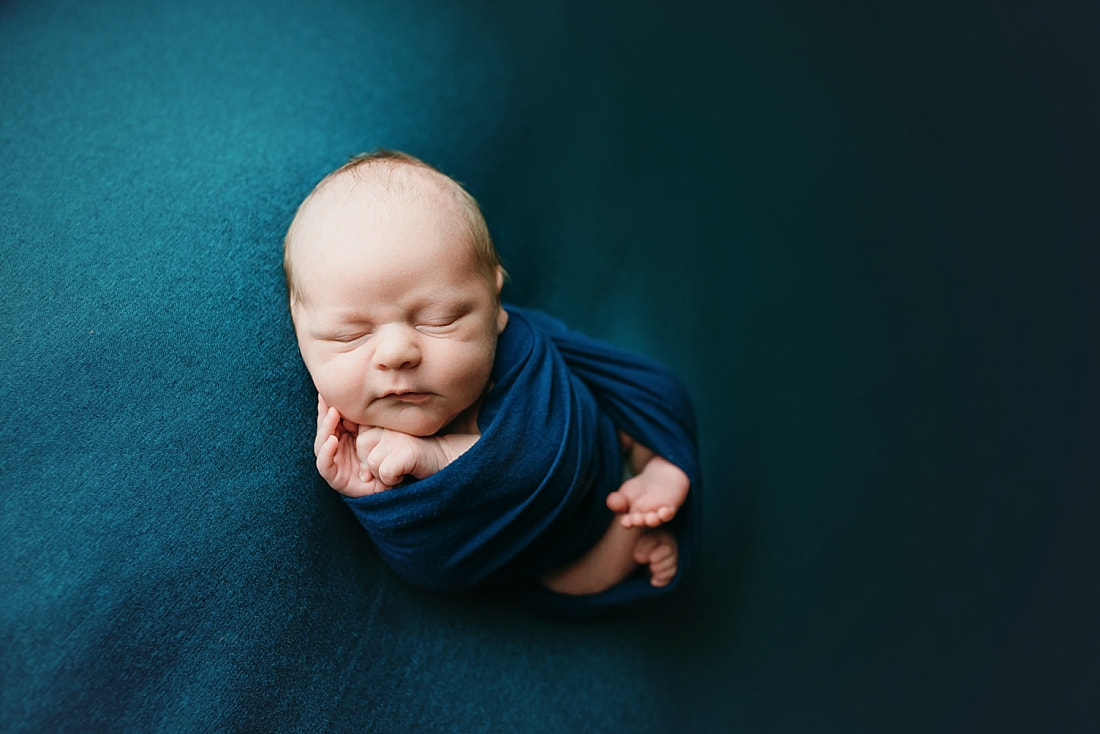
373 324 421 370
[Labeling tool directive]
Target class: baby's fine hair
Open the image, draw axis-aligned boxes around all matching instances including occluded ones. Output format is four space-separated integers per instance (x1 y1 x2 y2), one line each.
283 149 505 304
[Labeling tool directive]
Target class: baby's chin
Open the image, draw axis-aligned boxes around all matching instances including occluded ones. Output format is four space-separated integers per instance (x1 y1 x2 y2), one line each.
358 410 448 437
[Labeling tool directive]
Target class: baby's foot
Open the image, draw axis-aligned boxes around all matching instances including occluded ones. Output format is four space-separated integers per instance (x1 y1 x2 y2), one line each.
633 529 678 587
606 455 690 528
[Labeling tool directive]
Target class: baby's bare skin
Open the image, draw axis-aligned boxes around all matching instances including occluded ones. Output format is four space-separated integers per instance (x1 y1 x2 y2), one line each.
316 396 688 591
320 400 689 517
607 434 691 529
538 435 686 593
315 395 476 496
297 155 691 595
537 524 679 594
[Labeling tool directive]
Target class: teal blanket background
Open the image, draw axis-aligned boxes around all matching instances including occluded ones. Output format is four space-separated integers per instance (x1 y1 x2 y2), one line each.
2 0 1097 731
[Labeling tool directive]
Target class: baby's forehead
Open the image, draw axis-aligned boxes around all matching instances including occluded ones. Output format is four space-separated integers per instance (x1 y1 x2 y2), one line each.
294 164 473 251
303 165 455 234
323 160 452 204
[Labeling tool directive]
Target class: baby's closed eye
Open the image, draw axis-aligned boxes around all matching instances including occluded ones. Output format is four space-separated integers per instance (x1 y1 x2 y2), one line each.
327 331 371 343
416 319 457 334
415 311 467 334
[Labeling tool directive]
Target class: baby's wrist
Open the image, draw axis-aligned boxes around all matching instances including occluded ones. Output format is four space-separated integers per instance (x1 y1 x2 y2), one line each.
432 435 457 469
434 433 476 467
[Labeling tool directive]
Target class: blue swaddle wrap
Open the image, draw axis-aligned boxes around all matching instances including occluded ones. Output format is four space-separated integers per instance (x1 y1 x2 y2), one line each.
343 305 702 616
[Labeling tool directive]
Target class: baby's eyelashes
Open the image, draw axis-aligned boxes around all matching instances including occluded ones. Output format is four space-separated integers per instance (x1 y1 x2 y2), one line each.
326 332 371 343
310 324 373 343
413 302 471 333
414 310 468 334
415 319 458 334
315 311 466 342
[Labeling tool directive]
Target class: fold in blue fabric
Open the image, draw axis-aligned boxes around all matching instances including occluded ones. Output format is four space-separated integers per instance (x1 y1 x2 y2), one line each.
344 305 702 617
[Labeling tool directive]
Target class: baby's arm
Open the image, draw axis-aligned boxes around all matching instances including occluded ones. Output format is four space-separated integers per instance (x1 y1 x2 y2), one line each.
356 427 476 488
606 432 691 528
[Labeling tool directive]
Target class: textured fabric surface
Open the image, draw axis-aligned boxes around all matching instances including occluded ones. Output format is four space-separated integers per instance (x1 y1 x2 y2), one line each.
2 0 1099 732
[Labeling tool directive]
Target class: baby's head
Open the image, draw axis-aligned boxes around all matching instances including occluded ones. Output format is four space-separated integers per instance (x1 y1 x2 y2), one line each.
285 151 509 436
284 151 504 307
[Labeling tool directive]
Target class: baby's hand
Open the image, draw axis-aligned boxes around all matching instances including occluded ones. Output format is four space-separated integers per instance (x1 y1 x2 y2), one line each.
356 427 449 488
314 395 389 497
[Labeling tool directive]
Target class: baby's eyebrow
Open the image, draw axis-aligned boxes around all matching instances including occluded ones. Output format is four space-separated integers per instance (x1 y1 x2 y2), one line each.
414 294 474 312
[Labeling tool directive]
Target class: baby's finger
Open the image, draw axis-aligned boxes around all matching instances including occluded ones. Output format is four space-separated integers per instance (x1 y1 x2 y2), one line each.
357 426 384 454
364 444 396 488
316 434 340 484
317 395 339 432
377 453 410 487
315 396 325 436
314 407 340 456
358 464 375 484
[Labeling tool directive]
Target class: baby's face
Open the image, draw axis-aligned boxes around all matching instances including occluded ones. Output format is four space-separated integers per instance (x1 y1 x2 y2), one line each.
290 185 507 436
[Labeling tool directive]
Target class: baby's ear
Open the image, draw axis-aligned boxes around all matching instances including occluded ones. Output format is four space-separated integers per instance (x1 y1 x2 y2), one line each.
494 267 508 332
495 265 506 332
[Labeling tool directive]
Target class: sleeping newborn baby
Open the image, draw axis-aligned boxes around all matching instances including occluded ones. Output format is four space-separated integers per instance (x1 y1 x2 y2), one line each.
285 150 700 609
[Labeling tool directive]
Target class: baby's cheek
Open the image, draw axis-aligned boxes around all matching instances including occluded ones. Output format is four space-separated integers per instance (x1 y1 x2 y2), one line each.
315 360 366 418
452 348 495 397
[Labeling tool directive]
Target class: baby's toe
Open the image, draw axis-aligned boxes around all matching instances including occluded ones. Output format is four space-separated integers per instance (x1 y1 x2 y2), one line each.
606 491 629 513
650 555 678 586
647 542 674 565
652 552 677 575
650 573 671 587
650 562 676 585
632 534 660 564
